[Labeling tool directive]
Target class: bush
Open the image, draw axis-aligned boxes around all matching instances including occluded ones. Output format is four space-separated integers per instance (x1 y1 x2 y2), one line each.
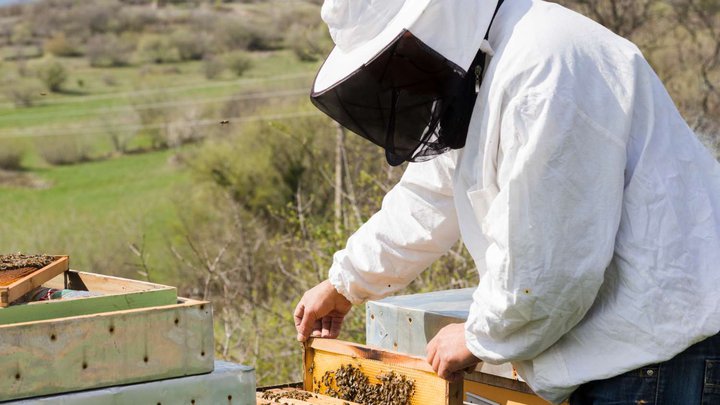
202 56 225 80
0 142 24 170
77 3 121 35
166 107 206 147
116 7 160 33
10 23 32 46
86 34 134 67
3 80 41 107
286 23 333 62
36 134 95 165
188 9 216 33
136 36 180 64
130 91 175 149
99 110 138 154
43 32 81 57
212 15 284 52
245 22 284 51
37 58 68 92
213 18 252 51
169 29 210 61
224 51 253 77
102 74 118 86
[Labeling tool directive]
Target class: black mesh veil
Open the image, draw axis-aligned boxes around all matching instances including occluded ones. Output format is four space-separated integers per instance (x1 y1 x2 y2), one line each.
311 32 482 166
310 1 504 166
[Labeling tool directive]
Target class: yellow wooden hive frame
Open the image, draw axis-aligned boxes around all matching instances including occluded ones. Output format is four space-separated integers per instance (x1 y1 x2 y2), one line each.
303 338 463 405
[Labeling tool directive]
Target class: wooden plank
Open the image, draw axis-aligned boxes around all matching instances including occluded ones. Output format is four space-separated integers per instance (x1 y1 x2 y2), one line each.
0 298 214 402
0 270 177 326
0 256 69 306
309 338 436 373
45 270 173 294
304 338 463 405
463 380 553 405
258 382 303 390
464 370 537 396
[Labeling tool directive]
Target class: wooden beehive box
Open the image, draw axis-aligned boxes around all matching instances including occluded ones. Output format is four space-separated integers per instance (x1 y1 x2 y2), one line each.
0 270 177 325
303 338 463 405
367 290 552 405
0 255 69 307
0 297 214 402
17 361 255 405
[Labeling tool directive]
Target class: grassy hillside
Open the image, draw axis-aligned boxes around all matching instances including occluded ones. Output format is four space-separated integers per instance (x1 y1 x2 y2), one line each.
0 51 317 132
0 150 190 283
0 0 324 284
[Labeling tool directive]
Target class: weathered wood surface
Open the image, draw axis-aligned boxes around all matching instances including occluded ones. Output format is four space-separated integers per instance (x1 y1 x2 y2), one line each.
0 270 177 325
0 255 69 307
14 361 254 404
366 289 535 394
0 298 214 402
303 338 463 405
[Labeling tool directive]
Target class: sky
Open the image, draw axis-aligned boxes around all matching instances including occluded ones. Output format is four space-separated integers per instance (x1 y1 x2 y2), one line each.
0 0 33 6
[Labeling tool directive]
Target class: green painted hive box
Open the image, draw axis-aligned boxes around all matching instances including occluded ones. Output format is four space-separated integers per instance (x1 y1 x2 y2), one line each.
0 297 214 401
0 270 177 326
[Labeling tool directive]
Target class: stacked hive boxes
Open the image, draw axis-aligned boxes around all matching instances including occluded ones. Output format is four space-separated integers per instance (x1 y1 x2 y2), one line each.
0 269 255 404
366 289 550 405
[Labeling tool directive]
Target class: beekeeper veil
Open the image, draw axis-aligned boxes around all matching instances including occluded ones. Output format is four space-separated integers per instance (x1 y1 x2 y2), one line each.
311 0 504 166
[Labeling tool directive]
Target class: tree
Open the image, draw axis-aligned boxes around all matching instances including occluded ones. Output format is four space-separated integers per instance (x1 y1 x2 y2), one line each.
37 59 68 93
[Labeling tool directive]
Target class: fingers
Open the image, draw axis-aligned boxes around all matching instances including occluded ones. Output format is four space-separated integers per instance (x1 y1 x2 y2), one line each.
294 302 306 341
311 319 322 337
329 315 343 338
432 353 442 377
426 336 437 365
295 302 318 342
293 302 304 327
321 316 331 337
295 281 353 341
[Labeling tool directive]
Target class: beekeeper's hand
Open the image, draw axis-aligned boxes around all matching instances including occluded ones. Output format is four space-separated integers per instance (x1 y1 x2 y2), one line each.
426 323 480 382
294 280 353 342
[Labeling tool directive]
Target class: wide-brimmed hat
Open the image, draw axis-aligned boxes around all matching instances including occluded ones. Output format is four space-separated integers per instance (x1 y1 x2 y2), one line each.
314 0 501 93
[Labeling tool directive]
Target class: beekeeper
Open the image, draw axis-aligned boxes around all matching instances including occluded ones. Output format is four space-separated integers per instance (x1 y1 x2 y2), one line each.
293 0 720 403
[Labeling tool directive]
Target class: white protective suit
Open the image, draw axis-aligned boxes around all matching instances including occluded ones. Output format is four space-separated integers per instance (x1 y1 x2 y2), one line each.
328 0 720 403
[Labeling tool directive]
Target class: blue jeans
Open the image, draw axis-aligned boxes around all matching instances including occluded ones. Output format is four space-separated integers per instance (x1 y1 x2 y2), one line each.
569 332 720 405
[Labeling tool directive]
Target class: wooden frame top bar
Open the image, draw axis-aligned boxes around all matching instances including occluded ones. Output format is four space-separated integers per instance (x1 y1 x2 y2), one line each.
0 255 69 307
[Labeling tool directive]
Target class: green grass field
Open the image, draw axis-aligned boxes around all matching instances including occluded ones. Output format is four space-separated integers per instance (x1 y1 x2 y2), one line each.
0 149 190 283
0 0 330 297
0 41 320 284
0 50 318 134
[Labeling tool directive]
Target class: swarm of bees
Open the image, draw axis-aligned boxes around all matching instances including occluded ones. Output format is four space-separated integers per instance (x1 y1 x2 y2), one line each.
260 390 314 402
0 254 54 271
316 364 415 405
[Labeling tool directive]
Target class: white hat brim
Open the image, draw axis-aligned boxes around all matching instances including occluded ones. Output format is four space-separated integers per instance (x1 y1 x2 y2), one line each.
313 0 433 94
